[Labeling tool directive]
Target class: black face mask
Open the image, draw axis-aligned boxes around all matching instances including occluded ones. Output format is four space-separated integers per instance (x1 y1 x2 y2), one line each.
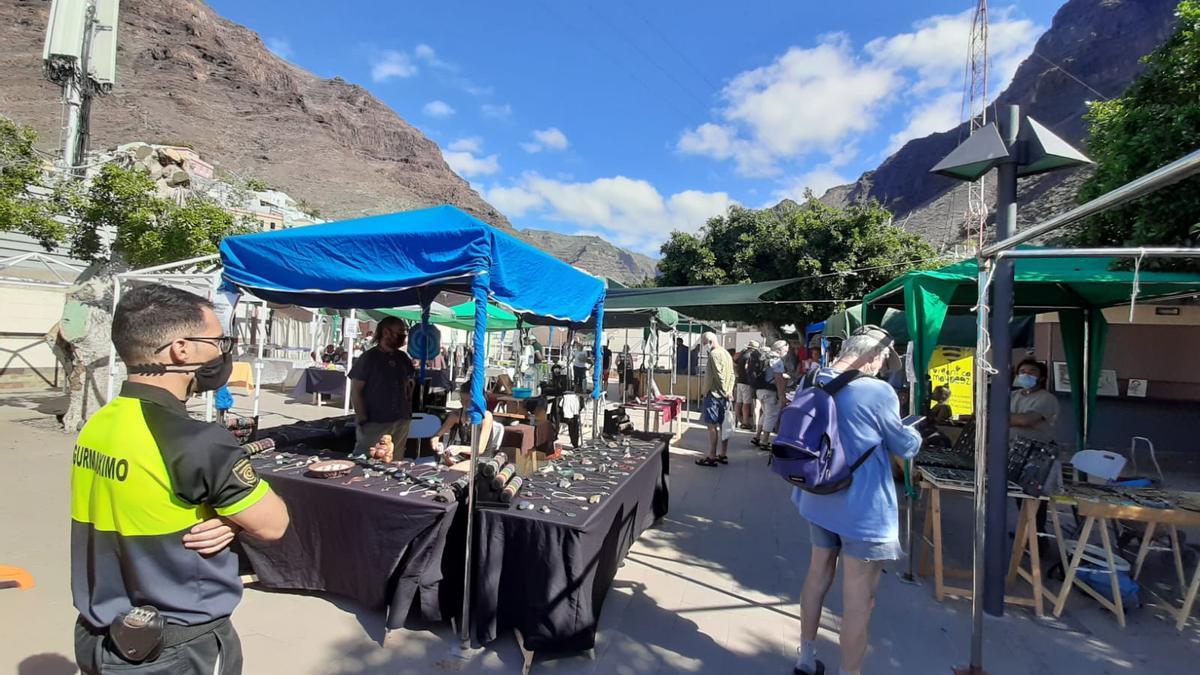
191 352 234 393
128 352 233 393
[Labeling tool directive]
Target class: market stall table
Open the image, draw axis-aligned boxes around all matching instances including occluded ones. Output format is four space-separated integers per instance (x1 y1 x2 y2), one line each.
290 367 347 405
623 396 684 439
468 432 670 664
239 450 461 630
1050 484 1200 629
916 466 1048 616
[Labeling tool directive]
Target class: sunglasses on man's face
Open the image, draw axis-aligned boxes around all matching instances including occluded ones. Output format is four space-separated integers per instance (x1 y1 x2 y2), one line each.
156 335 237 355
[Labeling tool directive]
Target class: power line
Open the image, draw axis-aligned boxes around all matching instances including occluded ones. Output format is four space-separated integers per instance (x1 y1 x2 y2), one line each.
617 0 724 95
1030 51 1111 101
580 0 715 115
533 0 706 128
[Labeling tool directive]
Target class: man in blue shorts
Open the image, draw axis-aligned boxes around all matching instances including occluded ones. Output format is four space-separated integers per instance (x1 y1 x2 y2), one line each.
696 331 734 466
793 326 921 675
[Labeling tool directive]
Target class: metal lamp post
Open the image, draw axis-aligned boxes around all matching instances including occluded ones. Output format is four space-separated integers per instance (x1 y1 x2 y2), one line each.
930 105 1092 674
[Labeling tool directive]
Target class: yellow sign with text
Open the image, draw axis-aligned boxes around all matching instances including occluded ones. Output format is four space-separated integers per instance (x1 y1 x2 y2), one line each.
928 346 974 418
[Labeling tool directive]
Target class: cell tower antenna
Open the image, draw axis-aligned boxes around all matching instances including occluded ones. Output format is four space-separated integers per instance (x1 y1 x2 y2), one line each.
43 0 119 177
960 0 989 249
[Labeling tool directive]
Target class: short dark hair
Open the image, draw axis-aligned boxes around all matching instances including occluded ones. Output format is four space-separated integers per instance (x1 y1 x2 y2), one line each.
1016 358 1048 383
112 284 213 363
374 316 408 343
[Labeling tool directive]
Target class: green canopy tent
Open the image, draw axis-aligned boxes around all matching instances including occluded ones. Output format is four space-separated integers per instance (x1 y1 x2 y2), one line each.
603 277 800 311
377 300 519 332
864 249 1200 447
823 304 1034 348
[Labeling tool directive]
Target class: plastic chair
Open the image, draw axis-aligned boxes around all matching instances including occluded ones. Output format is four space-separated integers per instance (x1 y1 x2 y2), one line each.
1129 436 1164 484
1070 449 1126 484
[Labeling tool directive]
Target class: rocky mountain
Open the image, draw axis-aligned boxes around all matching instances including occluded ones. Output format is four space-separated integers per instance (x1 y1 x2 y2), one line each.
816 0 1181 246
0 0 656 284
516 229 658 285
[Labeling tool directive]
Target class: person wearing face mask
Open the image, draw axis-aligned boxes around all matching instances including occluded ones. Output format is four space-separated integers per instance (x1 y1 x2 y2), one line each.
349 317 416 458
1009 358 1058 443
792 326 921 675
71 284 289 674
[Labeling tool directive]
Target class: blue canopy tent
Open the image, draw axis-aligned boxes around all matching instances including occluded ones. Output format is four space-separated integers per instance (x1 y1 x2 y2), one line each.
219 204 606 645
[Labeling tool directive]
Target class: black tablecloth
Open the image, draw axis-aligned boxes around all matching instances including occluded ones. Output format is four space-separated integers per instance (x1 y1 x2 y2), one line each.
468 432 670 651
256 416 356 454
291 368 348 397
240 452 459 629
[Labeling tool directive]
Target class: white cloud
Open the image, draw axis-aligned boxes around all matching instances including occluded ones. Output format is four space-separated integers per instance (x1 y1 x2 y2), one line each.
448 137 484 153
414 43 456 71
887 90 963 153
677 8 1042 175
422 100 456 118
772 166 850 203
485 185 544 216
442 150 500 177
265 37 293 60
520 127 570 153
865 7 1038 95
487 173 735 254
481 103 513 120
679 36 898 176
371 50 418 82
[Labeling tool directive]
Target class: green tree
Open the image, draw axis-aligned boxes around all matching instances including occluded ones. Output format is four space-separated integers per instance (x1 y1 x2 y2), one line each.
1070 0 1200 258
0 122 255 429
0 117 67 249
656 195 937 330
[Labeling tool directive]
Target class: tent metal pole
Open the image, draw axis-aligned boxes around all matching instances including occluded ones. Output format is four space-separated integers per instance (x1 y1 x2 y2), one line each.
461 276 490 648
686 321 694 422
968 265 992 672
983 105 1019 618
643 330 651 432
980 147 1200 257
253 303 265 418
621 329 628 404
998 247 1200 259
106 276 122 402
459 422 481 646
343 309 356 415
592 303 604 440
1082 312 1090 449
669 329 677 396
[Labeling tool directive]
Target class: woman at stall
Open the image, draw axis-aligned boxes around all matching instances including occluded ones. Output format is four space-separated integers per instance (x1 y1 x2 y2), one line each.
432 381 505 464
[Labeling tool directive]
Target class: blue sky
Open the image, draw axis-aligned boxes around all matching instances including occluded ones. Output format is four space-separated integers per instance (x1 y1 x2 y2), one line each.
208 0 1063 255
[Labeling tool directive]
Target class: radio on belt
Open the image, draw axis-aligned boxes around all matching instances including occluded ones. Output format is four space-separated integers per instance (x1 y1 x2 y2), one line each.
109 605 165 662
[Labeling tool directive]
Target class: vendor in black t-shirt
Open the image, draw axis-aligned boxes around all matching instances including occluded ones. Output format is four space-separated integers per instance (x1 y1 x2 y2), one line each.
350 317 415 457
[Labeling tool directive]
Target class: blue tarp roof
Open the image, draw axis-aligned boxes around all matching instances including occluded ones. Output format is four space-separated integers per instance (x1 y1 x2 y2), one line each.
219 205 605 326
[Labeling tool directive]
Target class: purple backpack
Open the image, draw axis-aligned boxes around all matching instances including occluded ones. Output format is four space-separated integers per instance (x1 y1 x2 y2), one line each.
770 370 874 494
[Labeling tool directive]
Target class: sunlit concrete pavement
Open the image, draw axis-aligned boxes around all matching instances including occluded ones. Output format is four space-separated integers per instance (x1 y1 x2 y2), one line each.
2 388 1197 675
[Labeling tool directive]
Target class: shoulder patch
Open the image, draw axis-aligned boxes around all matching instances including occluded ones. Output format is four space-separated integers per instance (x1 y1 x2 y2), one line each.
232 457 259 488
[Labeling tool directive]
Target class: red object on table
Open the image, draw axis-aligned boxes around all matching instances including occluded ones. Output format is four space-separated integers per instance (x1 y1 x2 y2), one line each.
630 396 684 424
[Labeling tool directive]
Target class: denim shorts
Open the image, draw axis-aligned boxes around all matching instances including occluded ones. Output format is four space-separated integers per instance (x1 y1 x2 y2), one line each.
701 393 727 426
809 522 902 561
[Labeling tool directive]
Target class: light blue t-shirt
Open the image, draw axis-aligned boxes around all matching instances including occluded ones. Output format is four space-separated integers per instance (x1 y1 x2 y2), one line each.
793 367 922 542
764 354 786 385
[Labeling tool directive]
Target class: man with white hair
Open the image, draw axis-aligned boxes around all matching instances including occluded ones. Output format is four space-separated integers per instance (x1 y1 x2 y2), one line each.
752 339 790 449
792 325 921 675
695 331 735 466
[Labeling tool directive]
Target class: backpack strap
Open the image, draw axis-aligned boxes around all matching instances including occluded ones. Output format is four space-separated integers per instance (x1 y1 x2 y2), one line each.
816 369 877 474
816 369 864 395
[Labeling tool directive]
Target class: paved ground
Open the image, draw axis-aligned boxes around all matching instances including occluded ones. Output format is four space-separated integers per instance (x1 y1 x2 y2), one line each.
2 387 1198 675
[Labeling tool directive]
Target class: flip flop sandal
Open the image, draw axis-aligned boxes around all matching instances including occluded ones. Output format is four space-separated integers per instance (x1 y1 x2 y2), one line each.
695 457 719 467
717 456 729 464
